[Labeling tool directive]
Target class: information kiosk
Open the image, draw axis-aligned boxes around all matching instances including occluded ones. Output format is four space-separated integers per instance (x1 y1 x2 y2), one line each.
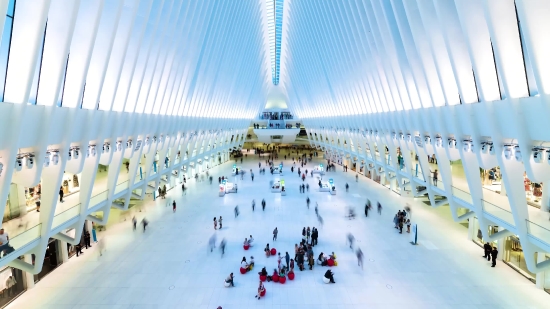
271 179 282 192
280 179 286 196
312 164 325 175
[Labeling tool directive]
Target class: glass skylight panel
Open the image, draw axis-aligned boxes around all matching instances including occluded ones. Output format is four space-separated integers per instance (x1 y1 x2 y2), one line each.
267 0 284 85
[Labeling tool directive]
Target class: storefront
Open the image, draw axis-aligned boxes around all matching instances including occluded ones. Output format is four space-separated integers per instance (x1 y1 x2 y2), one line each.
0 266 25 307
34 239 62 283
60 172 81 197
502 235 535 283
523 173 543 208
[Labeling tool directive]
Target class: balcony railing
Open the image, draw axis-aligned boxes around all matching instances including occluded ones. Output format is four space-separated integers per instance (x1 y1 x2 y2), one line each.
1 223 41 260
52 204 80 229
481 199 515 226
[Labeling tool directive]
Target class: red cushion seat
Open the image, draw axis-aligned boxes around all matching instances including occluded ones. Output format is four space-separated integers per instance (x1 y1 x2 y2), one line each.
272 274 279 282
279 276 286 284
271 248 276 255
327 259 334 267
260 275 267 282
288 272 295 280
260 289 266 297
244 244 250 250
240 267 247 274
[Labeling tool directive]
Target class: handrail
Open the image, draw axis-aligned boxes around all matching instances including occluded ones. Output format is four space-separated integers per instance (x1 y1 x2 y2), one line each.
114 180 129 194
525 219 550 245
52 204 81 229
451 186 473 204
1 223 41 260
89 190 108 208
481 199 515 226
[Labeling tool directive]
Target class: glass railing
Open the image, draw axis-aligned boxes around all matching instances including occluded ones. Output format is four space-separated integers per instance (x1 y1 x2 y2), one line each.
410 168 425 181
89 190 108 209
1 224 41 259
481 199 515 226
52 204 81 229
114 180 129 194
526 220 550 244
427 176 445 191
452 186 473 204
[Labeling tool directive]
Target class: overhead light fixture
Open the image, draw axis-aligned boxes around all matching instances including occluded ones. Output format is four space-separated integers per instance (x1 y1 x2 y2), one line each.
533 149 543 164
127 140 133 148
44 152 50 167
448 138 456 149
514 145 522 161
88 145 97 157
26 155 34 169
116 141 122 152
73 148 80 160
503 146 513 160
15 158 22 172
51 151 59 165
435 137 443 147
103 143 110 154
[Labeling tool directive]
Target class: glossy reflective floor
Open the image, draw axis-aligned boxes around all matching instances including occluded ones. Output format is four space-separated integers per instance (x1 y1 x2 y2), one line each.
7 152 550 309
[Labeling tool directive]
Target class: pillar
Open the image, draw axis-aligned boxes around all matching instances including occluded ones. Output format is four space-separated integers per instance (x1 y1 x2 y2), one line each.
59 240 69 263
536 252 547 289
541 183 550 212
23 254 34 289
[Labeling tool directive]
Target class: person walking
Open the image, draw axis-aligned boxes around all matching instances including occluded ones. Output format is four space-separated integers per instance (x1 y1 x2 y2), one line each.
285 251 290 270
306 197 310 209
214 217 218 230
132 216 137 230
98 237 106 257
262 199 266 211
141 218 148 232
356 174 358 182
306 183 309 192
172 200 177 213
347 233 355 249
234 205 240 218
377 202 382 215
252 199 255 211
491 247 498 267
356 248 363 270
219 216 223 229
181 183 186 195
220 238 227 257
273 227 278 241
345 183 349 192
315 202 319 217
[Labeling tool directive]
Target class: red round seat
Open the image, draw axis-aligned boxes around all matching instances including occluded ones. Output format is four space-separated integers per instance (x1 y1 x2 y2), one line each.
260 275 267 282
240 267 247 274
244 244 250 250
327 259 334 267
272 274 279 282
270 248 276 255
260 289 266 297
279 276 286 284
288 272 295 280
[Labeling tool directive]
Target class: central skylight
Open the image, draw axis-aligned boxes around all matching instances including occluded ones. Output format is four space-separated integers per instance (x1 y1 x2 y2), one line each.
267 0 284 85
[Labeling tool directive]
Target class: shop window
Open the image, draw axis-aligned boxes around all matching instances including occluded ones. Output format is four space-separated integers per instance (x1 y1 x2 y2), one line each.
0 265 25 307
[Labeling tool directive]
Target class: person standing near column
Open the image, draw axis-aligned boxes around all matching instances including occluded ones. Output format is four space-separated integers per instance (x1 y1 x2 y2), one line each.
491 247 498 267
219 216 223 229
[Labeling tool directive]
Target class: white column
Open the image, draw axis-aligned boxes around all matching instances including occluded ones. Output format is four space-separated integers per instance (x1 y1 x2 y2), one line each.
59 240 68 263
541 184 550 213
536 252 546 289
23 255 34 289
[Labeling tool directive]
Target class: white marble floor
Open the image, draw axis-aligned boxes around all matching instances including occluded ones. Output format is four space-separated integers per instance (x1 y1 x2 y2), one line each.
7 153 550 309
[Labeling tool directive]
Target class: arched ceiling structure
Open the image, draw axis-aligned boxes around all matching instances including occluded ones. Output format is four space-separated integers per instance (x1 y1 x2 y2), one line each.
281 0 540 119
